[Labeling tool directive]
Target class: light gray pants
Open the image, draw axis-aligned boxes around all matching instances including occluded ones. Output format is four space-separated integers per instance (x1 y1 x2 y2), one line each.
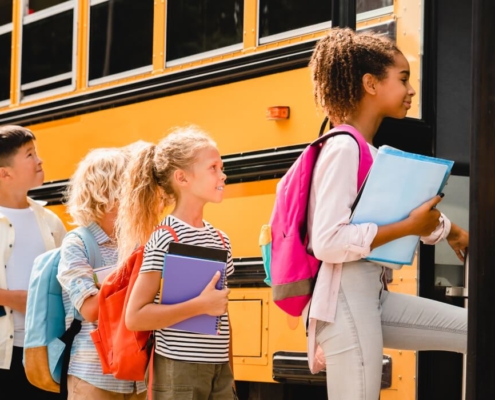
315 261 467 400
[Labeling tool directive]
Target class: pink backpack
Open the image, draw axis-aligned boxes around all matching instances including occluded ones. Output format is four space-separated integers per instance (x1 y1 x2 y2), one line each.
260 125 373 316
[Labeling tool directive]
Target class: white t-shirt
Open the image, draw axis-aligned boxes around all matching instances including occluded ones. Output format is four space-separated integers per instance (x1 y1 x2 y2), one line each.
0 206 46 346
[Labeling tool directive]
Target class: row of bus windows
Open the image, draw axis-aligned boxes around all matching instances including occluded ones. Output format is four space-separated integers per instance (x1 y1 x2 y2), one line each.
0 0 393 103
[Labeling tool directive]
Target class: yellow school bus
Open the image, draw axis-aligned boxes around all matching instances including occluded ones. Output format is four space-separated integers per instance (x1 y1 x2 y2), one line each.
0 1 471 398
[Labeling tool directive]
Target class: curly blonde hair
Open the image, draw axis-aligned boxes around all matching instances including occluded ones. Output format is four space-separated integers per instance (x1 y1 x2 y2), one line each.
116 126 217 263
66 147 128 227
309 27 401 125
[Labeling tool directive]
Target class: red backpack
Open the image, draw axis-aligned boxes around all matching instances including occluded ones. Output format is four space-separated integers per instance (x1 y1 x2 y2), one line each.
91 224 228 381
90 225 178 381
260 125 373 316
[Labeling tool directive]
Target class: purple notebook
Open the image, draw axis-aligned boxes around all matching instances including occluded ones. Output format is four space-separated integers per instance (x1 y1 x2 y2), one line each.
160 253 226 335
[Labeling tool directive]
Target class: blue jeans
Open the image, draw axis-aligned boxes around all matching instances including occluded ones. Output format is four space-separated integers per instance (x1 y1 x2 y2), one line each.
316 261 467 400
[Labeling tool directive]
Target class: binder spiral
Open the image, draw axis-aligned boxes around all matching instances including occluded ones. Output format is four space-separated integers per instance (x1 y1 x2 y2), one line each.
215 267 228 334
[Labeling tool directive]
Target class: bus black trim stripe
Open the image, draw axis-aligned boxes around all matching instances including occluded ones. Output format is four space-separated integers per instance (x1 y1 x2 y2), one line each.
0 42 316 127
28 144 308 205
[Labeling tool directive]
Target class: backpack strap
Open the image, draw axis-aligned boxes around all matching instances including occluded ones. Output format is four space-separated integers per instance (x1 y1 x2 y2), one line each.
317 116 331 138
216 229 227 249
312 124 373 191
154 224 226 249
154 225 179 242
71 226 103 269
59 318 82 398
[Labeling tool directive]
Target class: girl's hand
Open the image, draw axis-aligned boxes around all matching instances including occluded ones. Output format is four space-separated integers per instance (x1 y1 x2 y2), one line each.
407 195 443 236
447 222 469 262
199 271 230 316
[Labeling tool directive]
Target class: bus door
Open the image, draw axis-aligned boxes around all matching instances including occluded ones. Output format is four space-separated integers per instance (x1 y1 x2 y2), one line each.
423 0 472 399
438 175 470 400
374 0 472 398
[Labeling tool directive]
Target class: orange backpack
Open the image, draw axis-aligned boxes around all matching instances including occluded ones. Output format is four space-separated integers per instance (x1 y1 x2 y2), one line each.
90 225 178 381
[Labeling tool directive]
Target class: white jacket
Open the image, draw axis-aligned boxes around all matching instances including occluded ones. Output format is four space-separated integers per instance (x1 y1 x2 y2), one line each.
0 198 66 369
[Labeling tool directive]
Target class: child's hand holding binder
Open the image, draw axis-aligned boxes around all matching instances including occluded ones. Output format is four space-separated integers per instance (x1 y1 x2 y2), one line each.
160 242 229 335
351 145 454 265
407 194 444 236
199 271 230 316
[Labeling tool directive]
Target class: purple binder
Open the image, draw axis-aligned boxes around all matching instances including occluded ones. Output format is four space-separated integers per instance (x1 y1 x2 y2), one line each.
161 253 226 335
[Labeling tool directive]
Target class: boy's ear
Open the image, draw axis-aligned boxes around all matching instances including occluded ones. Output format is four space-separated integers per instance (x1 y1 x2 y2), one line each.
0 167 9 180
362 73 378 95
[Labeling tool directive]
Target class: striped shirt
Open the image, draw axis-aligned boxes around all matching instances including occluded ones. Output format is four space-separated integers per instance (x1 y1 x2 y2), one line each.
57 222 146 394
141 215 234 363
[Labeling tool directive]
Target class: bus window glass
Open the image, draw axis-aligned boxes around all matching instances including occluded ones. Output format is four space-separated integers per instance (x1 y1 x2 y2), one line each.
166 0 243 62
357 0 393 14
357 2 422 119
0 0 12 26
21 7 74 97
0 0 12 103
259 0 331 41
359 20 396 42
0 31 11 102
89 0 153 82
25 0 67 13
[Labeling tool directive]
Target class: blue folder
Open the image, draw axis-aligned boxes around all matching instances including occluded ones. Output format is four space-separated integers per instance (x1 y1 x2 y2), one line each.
351 145 454 265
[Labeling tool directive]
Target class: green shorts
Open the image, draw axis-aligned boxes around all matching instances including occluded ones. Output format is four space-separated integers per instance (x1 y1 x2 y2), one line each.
148 354 235 400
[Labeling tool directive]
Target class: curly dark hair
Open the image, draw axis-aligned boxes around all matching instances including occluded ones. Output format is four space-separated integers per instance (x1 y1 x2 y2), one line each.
309 27 401 125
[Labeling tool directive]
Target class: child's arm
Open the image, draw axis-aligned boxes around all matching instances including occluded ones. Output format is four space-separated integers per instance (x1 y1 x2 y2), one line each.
371 195 444 250
58 235 100 322
310 137 380 263
0 289 27 313
126 270 230 331
79 293 100 322
446 222 469 262
311 137 446 264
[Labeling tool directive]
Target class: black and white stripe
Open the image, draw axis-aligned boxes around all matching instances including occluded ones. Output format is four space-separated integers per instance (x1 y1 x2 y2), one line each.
141 215 234 363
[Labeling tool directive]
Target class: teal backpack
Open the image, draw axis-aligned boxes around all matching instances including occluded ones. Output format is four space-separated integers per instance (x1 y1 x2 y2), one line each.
23 227 102 397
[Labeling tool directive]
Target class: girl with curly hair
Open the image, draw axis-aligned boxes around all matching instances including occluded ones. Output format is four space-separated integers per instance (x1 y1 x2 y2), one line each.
306 27 468 399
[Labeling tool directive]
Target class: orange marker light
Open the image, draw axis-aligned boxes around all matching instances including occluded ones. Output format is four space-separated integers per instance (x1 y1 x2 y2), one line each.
266 106 290 120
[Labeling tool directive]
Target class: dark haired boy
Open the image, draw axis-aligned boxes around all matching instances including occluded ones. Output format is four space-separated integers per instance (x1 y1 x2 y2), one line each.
0 125 66 398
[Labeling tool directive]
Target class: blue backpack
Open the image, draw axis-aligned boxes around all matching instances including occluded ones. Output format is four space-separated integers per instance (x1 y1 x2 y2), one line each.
23 227 102 396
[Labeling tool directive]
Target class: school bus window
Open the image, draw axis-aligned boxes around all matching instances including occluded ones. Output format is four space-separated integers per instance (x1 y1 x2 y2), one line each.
359 20 396 42
88 0 153 84
0 0 12 26
357 0 393 15
0 31 11 104
258 0 331 44
21 1 75 100
0 0 12 105
166 0 243 65
25 0 68 13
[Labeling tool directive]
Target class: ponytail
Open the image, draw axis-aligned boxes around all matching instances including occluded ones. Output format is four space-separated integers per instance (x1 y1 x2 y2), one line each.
116 144 163 265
